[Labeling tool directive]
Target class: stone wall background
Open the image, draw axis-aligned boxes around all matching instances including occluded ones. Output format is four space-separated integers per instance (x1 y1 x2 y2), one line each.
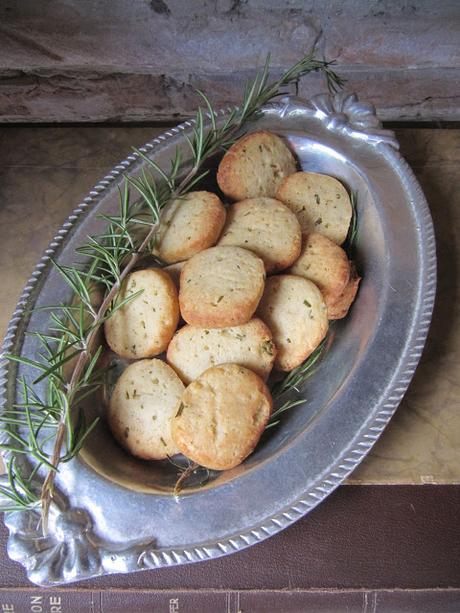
0 0 459 122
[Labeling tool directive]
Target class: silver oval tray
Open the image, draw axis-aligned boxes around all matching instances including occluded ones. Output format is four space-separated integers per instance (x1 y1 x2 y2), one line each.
0 93 436 586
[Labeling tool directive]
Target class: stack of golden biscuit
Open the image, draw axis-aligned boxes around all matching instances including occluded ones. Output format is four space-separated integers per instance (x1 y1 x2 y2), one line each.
106 131 360 472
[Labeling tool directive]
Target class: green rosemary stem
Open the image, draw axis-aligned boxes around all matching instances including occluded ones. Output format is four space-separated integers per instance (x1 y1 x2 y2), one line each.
40 219 160 528
173 462 200 496
40 160 207 522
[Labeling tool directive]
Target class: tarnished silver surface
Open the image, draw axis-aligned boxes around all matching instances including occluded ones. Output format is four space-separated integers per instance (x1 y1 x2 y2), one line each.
0 93 436 586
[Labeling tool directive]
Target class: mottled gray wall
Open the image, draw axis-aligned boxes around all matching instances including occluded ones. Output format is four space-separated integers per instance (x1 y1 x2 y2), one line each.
0 0 459 122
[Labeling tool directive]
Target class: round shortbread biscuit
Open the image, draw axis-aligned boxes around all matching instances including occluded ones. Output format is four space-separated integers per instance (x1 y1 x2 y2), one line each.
217 197 302 273
179 246 265 328
154 191 226 264
276 172 352 245
328 263 361 320
108 359 184 460
217 131 297 201
167 318 276 384
104 268 179 359
257 274 328 371
172 363 272 470
289 232 350 308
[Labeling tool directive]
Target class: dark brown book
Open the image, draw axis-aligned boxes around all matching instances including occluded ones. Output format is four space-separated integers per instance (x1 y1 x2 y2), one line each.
0 486 459 611
2 588 460 612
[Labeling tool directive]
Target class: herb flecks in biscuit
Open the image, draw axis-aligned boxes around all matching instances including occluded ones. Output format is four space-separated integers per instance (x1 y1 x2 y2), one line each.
276 171 352 245
108 359 184 460
172 363 272 470
104 268 179 359
289 232 351 308
217 131 297 201
179 246 265 328
257 274 328 371
218 197 302 273
154 191 226 264
167 318 276 383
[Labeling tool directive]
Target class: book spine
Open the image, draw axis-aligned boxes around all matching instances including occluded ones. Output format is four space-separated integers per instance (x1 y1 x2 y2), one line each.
1 588 460 613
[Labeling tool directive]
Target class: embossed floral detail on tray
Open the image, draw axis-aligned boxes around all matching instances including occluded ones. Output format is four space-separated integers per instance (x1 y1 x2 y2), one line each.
0 474 159 585
4 498 102 585
276 92 398 148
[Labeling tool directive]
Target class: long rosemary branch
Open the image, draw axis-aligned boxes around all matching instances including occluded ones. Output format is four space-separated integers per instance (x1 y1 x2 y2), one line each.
39 220 160 526
1 52 343 524
39 160 208 524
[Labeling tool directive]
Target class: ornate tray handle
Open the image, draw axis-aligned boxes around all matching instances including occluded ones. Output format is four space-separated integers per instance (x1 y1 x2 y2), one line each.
274 92 399 150
1 476 157 586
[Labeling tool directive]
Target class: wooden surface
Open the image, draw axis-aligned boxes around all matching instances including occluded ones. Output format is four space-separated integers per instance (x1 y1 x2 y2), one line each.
0 124 459 485
0 1 459 122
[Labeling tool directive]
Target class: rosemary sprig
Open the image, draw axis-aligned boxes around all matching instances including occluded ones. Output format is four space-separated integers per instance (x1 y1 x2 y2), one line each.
266 339 327 427
271 339 327 400
171 460 211 497
2 182 164 527
1 52 342 524
265 399 305 430
344 191 358 258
